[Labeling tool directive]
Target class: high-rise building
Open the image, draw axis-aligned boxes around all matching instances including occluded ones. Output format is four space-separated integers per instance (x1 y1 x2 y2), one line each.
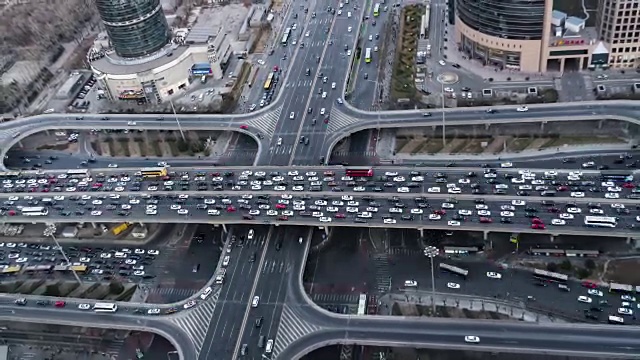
595 0 640 68
452 0 636 72
95 0 171 58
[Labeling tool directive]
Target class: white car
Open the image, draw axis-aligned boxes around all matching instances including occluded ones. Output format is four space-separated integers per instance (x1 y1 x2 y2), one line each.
148 308 161 315
559 213 574 220
500 162 513 168
319 217 332 223
447 282 460 289
516 106 529 112
447 220 460 227
570 192 585 198
108 164 118 168
587 289 603 297
464 336 480 343
320 108 326 115
200 287 213 300
486 272 502 279
578 296 592 303
289 112 295 119
566 207 582 214
500 211 514 217
427 187 440 193
331 82 336 89
78 303 91 310
551 219 566 226
618 307 634 316
127 121 136 126
429 214 441 220
511 200 526 206
397 187 409 193
383 218 397 224
404 280 418 287
252 296 260 307
183 300 196 309
438 60 446 66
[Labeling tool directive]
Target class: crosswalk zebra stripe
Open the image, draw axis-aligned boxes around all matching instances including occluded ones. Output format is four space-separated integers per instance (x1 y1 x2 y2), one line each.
328 107 359 133
168 287 221 355
272 304 322 358
310 293 360 303
250 105 282 137
149 288 196 299
372 254 391 293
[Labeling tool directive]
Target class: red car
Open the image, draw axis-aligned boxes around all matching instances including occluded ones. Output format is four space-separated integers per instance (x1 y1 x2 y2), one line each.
273 65 279 72
239 125 249 130
324 171 335 176
226 206 236 212
531 217 544 224
275 204 286 209
479 217 493 223
335 213 346 218
54 301 66 308
277 215 288 221
531 223 546 230
556 186 569 191
622 182 636 189
581 281 597 288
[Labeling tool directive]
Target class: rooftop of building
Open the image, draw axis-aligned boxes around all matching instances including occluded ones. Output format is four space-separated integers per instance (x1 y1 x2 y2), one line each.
185 5 250 44
90 44 190 76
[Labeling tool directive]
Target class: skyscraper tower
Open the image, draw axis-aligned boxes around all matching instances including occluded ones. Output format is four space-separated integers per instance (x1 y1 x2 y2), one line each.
95 0 171 58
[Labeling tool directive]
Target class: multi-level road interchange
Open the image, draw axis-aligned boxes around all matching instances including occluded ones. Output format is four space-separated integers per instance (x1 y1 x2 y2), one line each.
1 0 640 357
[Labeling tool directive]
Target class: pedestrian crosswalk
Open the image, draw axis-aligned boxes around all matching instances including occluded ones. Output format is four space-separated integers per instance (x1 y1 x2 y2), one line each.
331 150 377 157
272 304 322 359
372 254 391 293
249 106 282 137
106 338 124 356
387 247 424 257
168 286 221 354
148 288 197 304
261 258 289 275
328 107 360 133
310 293 360 304
269 144 295 155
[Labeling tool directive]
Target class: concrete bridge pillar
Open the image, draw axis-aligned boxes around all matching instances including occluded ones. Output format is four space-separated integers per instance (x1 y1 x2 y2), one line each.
90 222 97 229
484 123 490 130
627 237 632 245
540 122 545 132
598 120 604 129
550 235 555 243
324 227 330 237
483 230 488 241
221 224 227 233
419 228 424 238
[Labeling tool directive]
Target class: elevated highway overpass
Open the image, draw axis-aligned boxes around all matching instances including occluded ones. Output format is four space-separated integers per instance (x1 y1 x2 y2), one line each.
1 100 640 168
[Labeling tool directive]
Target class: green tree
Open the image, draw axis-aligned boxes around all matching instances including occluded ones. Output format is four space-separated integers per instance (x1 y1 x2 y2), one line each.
559 259 572 271
576 268 592 279
584 259 596 270
109 280 124 294
546 262 558 272
176 140 189 152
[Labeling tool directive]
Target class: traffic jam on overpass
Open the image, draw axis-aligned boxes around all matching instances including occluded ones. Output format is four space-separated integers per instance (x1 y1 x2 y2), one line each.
0 166 639 236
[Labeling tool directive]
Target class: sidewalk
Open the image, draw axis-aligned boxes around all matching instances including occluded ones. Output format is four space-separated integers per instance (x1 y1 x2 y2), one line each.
379 291 564 323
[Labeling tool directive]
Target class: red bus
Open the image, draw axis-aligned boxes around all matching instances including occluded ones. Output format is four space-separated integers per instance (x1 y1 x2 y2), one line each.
345 167 374 177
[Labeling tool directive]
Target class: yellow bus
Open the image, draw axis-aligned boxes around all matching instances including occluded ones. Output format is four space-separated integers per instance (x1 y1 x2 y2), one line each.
264 72 274 90
365 48 372 63
112 222 132 235
1 265 21 274
140 167 168 178
373 3 380 16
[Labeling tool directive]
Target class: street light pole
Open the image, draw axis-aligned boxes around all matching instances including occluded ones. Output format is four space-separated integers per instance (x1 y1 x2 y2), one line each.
441 82 446 146
168 99 186 141
423 245 439 314
44 225 82 284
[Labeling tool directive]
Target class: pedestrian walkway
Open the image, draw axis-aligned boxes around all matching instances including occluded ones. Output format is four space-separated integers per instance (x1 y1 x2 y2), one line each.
328 107 360 133
379 292 563 323
147 287 197 304
106 338 124 357
167 286 221 354
272 304 323 358
310 292 361 304
250 105 283 137
372 254 392 293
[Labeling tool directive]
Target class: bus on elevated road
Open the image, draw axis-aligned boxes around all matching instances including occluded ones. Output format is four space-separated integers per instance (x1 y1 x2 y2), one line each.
345 167 374 177
357 294 367 315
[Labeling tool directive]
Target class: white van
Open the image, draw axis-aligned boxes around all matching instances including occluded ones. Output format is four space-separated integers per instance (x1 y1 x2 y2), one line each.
265 339 274 353
347 11 351 17
248 229 254 240
608 315 624 324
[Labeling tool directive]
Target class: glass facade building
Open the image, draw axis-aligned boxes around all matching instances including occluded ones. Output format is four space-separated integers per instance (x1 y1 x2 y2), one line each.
456 0 546 40
95 0 170 58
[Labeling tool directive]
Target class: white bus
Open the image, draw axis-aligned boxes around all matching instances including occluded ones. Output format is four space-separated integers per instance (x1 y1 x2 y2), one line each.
21 207 49 216
584 216 617 228
282 27 291 45
357 294 367 315
364 48 372 63
439 263 468 278
67 169 90 178
93 303 118 313
373 3 380 16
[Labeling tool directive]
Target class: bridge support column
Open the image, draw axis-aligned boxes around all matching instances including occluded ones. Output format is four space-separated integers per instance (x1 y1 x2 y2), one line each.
419 228 424 238
483 231 488 241
90 222 97 229
627 237 632 245
598 120 604 129
540 122 545 131
221 224 227 233
324 227 329 237
484 123 490 130
550 234 555 243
